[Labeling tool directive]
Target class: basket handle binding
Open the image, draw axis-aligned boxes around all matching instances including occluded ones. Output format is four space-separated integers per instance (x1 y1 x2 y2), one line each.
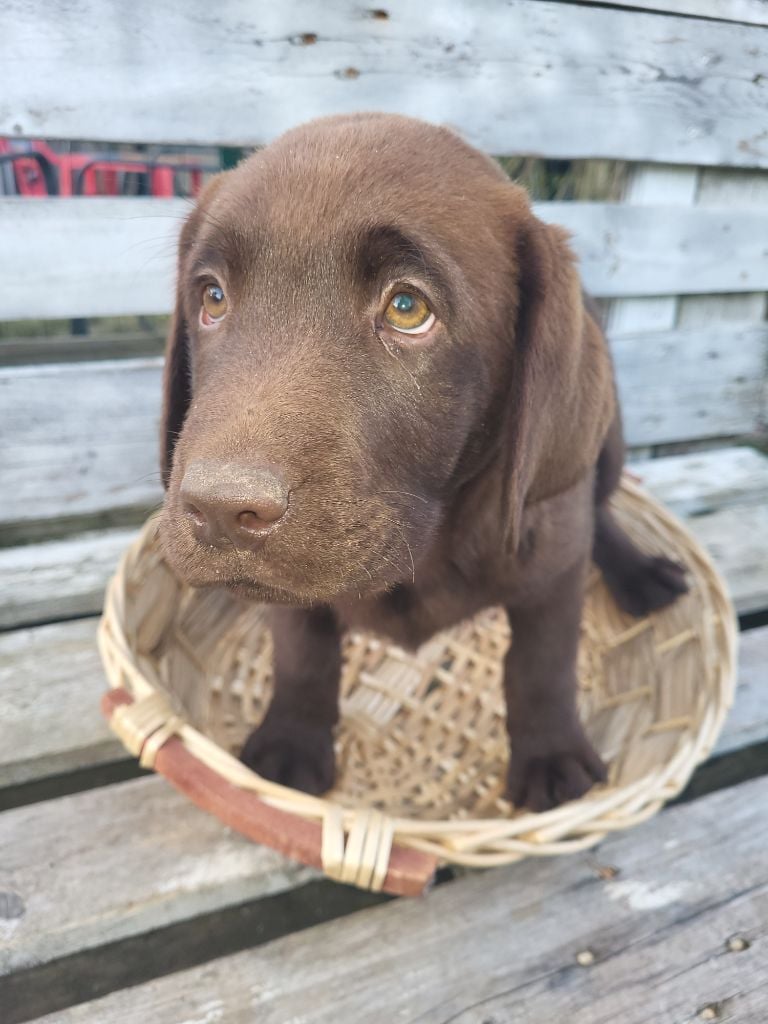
101 688 438 897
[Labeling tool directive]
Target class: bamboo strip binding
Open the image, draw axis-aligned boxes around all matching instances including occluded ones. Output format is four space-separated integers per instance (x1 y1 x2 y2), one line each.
99 477 736 895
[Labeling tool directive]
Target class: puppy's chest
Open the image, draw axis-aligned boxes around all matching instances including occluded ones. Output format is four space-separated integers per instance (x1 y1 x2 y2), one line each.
338 559 506 650
338 478 595 649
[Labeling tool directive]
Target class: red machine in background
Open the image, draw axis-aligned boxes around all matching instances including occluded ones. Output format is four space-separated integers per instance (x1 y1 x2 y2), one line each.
0 137 209 197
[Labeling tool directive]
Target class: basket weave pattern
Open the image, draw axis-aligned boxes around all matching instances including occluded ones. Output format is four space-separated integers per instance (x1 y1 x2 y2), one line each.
99 478 736 890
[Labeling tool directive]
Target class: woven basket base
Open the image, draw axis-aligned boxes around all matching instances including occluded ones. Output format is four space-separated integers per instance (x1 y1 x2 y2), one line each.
100 479 736 880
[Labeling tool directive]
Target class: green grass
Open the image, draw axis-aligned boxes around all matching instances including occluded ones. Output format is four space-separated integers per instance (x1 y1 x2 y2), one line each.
0 314 168 340
497 157 629 201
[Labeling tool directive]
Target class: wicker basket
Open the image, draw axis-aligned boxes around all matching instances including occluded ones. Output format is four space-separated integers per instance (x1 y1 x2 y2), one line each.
99 477 736 896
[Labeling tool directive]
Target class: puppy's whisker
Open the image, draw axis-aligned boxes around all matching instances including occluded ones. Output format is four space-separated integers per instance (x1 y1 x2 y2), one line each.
380 336 422 393
378 489 430 505
404 539 416 583
131 471 164 485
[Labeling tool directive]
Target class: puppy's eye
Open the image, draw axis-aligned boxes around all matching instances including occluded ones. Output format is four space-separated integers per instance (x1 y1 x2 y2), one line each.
201 284 228 325
383 292 435 335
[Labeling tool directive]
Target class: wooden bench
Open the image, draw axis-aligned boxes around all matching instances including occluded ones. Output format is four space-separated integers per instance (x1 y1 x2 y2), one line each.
2 1 767 1020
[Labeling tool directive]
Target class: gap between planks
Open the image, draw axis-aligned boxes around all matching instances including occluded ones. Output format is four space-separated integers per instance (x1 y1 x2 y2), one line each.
0 775 316 978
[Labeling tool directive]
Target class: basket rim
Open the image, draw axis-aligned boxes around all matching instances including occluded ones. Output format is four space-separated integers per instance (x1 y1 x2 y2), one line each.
98 476 738 891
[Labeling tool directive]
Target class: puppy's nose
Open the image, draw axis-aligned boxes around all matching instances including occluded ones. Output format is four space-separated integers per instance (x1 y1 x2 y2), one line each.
179 460 289 550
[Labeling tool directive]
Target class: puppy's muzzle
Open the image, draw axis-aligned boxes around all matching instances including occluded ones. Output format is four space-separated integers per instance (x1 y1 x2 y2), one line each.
179 459 289 550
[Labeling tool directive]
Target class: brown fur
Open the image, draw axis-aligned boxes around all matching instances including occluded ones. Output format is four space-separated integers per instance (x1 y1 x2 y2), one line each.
160 114 686 809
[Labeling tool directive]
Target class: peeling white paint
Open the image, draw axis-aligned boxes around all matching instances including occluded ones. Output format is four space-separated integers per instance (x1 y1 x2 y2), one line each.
154 845 292 896
607 879 691 910
0 917 21 943
177 1001 225 1024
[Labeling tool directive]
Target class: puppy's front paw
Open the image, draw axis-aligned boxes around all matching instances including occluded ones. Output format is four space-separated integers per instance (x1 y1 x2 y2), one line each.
506 722 607 813
240 713 336 795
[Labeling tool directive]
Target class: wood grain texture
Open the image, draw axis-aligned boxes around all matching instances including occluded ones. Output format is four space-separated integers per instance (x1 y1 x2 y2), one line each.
0 527 138 629
0 358 163 524
611 324 767 446
672 165 768 453
0 619 121 787
638 453 768 616
541 203 768 298
1 1 767 167
29 775 768 1023
0 199 184 320
684 503 768 614
714 625 768 757
0 775 314 975
633 446 768 516
4 198 768 320
602 162 696 456
677 164 768 335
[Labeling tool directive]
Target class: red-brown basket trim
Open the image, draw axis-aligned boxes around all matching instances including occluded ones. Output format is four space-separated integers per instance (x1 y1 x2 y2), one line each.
101 688 437 897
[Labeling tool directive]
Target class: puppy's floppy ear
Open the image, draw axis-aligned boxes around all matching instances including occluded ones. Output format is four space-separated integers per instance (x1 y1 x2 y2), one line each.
160 174 229 488
500 187 615 551
160 279 192 488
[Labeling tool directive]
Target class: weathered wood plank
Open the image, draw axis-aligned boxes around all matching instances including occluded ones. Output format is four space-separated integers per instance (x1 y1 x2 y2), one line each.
0 359 163 525
29 775 768 1023
0 619 121 786
673 166 768 453
0 775 313 976
540 203 768 298
679 291 768 327
603 162 696 460
634 447 768 516
586 0 768 28
639 452 768 613
1 1 766 167
0 199 185 321
0 527 138 630
684 503 768 614
4 197 768 321
714 625 768 757
611 325 766 446
678 165 768 331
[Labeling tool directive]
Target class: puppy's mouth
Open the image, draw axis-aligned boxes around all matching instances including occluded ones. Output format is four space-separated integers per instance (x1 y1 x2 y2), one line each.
159 486 439 605
219 578 308 605
182 558 404 605
159 521 416 605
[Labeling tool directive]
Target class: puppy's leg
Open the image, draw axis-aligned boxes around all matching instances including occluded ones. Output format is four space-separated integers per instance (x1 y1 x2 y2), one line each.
240 605 340 795
594 413 688 617
505 556 606 812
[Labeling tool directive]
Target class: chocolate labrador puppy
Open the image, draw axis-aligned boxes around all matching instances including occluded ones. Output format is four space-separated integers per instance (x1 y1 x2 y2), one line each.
159 113 687 811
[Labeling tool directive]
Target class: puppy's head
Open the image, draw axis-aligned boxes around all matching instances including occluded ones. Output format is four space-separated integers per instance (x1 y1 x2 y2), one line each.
160 113 611 603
